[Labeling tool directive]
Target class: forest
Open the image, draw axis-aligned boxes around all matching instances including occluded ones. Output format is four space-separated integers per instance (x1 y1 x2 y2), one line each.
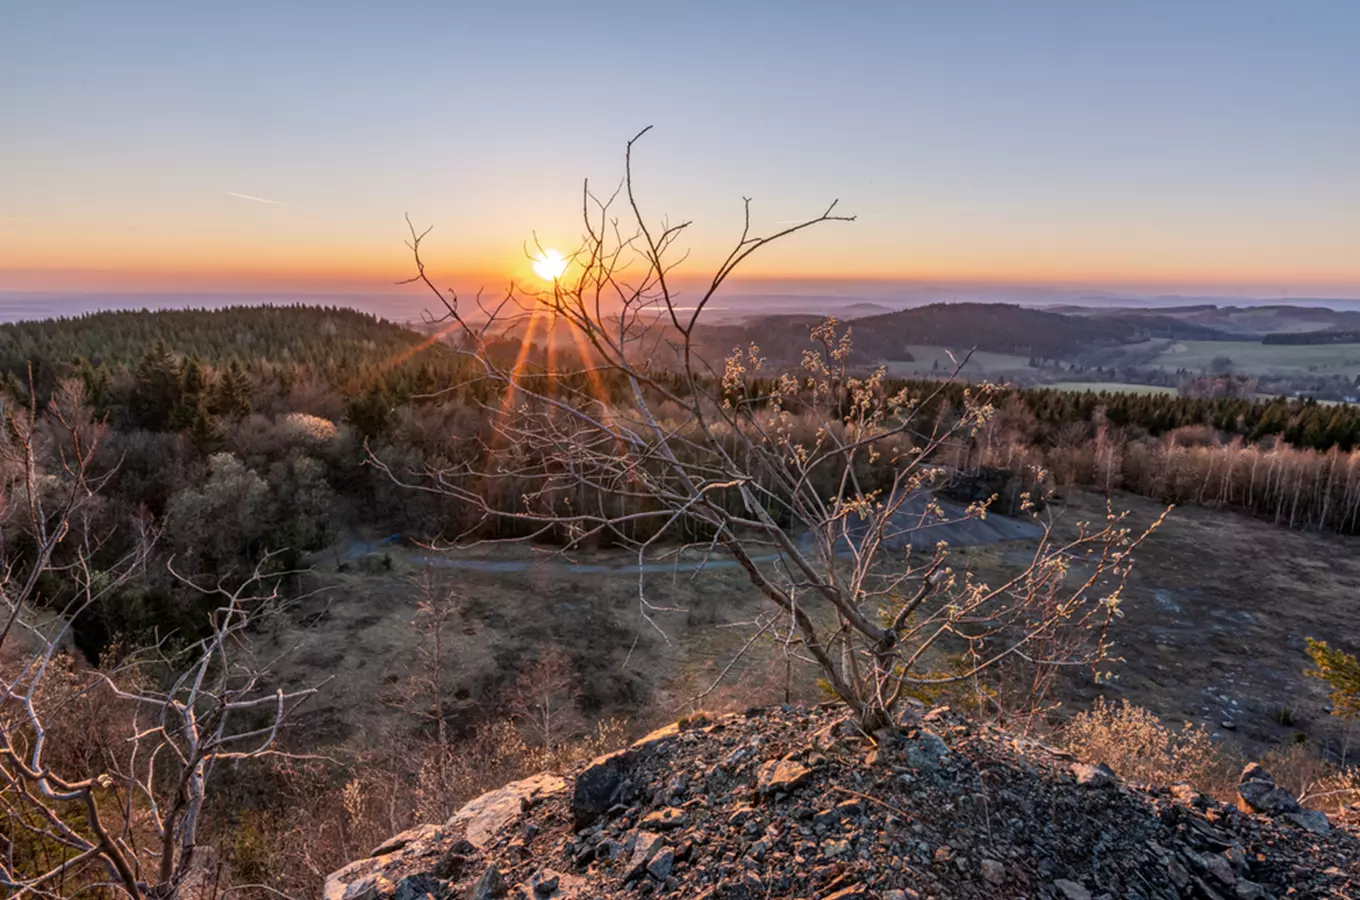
3 304 1360 652
6 303 1360 897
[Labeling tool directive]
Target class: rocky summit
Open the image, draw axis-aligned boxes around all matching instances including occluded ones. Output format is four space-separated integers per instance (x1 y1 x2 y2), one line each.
326 705 1358 900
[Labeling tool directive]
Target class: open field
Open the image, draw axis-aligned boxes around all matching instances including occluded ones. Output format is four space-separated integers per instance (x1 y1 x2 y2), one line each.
885 345 1034 378
1151 339 1360 376
266 490 1360 759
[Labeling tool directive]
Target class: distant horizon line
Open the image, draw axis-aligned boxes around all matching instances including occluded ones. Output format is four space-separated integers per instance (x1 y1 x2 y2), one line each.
5 284 1360 303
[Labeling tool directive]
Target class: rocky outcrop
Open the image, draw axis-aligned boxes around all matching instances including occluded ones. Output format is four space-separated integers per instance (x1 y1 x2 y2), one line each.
327 705 1358 899
1237 762 1332 835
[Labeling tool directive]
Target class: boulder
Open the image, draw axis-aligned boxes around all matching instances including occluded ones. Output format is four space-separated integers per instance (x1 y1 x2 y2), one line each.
572 749 635 830
449 773 567 848
1236 763 1330 834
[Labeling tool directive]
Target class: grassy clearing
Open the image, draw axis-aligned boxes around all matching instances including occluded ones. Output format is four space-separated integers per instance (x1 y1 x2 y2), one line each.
885 345 1034 378
267 492 1360 761
1151 340 1360 376
265 542 812 748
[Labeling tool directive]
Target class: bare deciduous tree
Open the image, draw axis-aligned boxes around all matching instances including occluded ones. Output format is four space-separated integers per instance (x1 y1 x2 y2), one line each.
0 381 321 899
375 128 1162 729
506 647 583 749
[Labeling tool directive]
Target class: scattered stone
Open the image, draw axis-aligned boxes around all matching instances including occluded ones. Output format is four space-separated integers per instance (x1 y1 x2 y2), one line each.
622 831 665 882
1071 762 1116 788
756 757 811 795
638 807 687 830
821 885 867 899
822 838 851 858
645 848 674 880
465 865 506 900
1203 852 1235 885
903 730 951 771
1237 763 1330 832
1054 878 1092 900
323 706 1357 900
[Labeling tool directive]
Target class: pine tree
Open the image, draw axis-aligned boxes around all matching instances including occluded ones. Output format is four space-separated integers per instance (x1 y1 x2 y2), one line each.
130 340 180 430
1306 638 1360 720
210 360 253 419
171 356 210 431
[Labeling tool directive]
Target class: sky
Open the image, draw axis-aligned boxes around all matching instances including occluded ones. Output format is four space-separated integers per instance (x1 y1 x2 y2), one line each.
2 1 1358 300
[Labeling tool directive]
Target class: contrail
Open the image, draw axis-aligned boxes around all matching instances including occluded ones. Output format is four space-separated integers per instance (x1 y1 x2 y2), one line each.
226 191 300 208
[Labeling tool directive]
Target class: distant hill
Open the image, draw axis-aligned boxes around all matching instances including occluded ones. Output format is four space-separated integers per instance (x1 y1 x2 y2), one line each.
691 302 1244 364
1088 304 1360 337
0 304 447 390
843 303 1230 360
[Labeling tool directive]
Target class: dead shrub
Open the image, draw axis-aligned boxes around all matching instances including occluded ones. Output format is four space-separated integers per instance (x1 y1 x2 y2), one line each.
1064 698 1235 794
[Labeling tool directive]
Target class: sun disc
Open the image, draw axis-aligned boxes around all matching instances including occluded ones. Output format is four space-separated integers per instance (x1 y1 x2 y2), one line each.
532 249 568 282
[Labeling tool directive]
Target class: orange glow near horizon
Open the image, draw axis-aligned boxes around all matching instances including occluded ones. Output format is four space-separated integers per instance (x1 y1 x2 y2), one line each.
4 226 1359 297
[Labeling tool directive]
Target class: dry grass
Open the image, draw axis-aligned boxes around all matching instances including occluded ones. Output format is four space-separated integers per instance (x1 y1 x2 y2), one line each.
1064 697 1235 794
1064 697 1360 815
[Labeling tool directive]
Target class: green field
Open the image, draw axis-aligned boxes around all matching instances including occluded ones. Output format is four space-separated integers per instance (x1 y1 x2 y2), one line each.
1150 340 1360 376
1045 382 1179 396
885 345 1034 378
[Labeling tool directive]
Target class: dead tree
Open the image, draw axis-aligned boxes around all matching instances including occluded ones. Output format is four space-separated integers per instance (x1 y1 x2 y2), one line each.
375 127 1163 729
0 381 321 899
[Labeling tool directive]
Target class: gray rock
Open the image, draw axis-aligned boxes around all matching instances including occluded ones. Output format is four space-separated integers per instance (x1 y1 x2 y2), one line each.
1236 764 1304 817
571 750 634 830
465 865 507 900
450 774 567 848
623 831 665 882
338 875 393 900
756 757 811 795
1284 809 1331 834
369 825 441 859
980 857 1006 885
1202 853 1235 885
1071 762 1116 788
1053 879 1092 900
393 874 446 900
646 848 675 880
904 730 951 770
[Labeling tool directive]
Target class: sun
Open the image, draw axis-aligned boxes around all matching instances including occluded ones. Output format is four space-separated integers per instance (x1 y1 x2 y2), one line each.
531 248 568 282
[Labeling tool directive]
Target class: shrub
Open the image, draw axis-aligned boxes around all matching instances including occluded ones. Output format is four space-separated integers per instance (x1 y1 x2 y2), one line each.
1064 698 1233 794
1262 742 1360 815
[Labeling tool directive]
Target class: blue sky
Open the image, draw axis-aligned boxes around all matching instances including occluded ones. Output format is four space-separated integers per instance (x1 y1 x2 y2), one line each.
2 1 1357 295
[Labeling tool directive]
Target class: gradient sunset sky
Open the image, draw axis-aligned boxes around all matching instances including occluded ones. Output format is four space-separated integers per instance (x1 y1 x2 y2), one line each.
3 1 1358 297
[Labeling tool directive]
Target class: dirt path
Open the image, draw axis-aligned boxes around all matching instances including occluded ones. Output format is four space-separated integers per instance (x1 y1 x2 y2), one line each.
341 493 1045 575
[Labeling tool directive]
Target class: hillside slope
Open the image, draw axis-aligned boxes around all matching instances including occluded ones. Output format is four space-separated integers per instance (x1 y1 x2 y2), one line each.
326 705 1357 899
0 304 437 376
